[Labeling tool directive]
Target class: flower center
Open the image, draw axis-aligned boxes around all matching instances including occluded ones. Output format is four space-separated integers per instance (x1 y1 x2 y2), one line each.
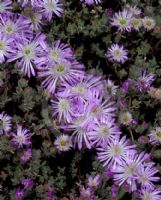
59 99 70 111
140 175 148 183
60 140 67 147
126 164 136 176
114 49 122 57
17 135 25 144
50 49 59 60
119 18 127 26
133 19 140 26
146 21 152 27
99 126 110 136
55 65 65 73
156 131 161 138
123 115 130 122
111 145 122 155
0 41 5 50
5 26 13 34
47 1 56 11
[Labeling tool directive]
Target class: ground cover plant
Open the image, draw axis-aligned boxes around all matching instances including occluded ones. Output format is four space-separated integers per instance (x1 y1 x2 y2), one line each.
0 0 161 199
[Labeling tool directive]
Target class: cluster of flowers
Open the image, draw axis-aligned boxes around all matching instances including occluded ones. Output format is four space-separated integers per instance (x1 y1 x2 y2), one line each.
105 5 156 64
0 1 161 200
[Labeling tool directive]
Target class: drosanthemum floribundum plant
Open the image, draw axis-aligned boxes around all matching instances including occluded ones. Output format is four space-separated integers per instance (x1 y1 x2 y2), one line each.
135 70 156 92
21 148 32 162
142 17 156 31
105 44 128 64
97 136 136 169
88 118 121 147
106 79 118 97
149 127 161 144
0 111 12 135
15 188 25 200
0 0 12 13
140 188 161 200
87 174 101 189
119 111 133 126
38 60 85 93
0 13 32 39
39 0 63 21
113 151 147 192
80 0 102 5
0 31 13 63
54 134 72 152
12 125 31 148
8 34 46 77
137 162 159 190
110 9 133 32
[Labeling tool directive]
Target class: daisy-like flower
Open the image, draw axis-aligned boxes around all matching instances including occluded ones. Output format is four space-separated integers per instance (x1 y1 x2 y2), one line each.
127 5 142 16
38 60 85 93
64 116 91 150
57 74 104 101
39 0 63 21
105 44 128 64
12 125 31 148
0 31 13 63
8 34 46 77
0 13 32 39
132 18 142 30
0 111 12 135
106 79 118 97
142 17 156 31
119 111 133 126
110 9 133 32
137 162 159 189
113 151 147 192
48 40 74 63
97 136 136 169
29 11 44 31
87 90 117 121
140 188 161 200
51 97 74 123
88 118 121 147
21 148 32 162
0 0 12 13
15 188 25 200
80 187 91 199
88 174 100 189
54 134 72 152
149 127 161 144
80 0 102 5
135 71 156 92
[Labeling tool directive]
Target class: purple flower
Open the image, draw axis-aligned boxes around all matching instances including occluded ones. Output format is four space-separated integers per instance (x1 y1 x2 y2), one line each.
97 136 136 169
38 60 85 93
0 31 13 63
80 187 91 199
12 125 31 148
54 134 72 152
51 97 74 123
87 174 101 189
0 111 12 135
21 149 32 162
21 178 33 189
148 127 161 145
105 44 128 64
15 188 25 200
137 162 159 190
0 13 32 39
87 91 117 121
113 151 147 192
89 118 121 147
121 80 129 93
111 185 119 197
8 34 46 77
140 188 161 200
80 0 102 5
0 0 12 13
135 71 156 92
39 0 63 21
110 9 133 32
